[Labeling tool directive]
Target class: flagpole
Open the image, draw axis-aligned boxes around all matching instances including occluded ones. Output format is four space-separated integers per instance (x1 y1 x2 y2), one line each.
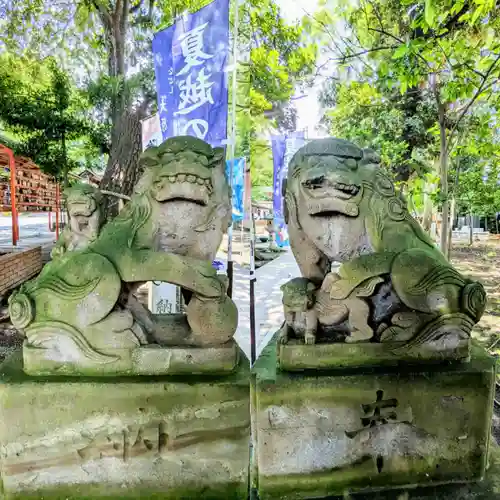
227 0 239 298
249 183 257 366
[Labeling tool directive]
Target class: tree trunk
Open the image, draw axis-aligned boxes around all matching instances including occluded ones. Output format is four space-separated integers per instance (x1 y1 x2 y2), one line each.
94 1 140 220
447 196 456 257
422 178 434 233
100 109 143 219
469 212 473 245
62 128 69 188
437 103 449 258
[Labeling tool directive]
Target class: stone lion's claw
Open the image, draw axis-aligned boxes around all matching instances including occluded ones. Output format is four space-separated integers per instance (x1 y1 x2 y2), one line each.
304 333 316 345
278 332 288 345
206 277 225 299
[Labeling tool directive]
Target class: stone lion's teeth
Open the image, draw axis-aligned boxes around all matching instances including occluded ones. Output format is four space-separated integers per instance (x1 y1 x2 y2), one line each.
168 176 176 182
196 177 205 185
177 174 186 182
187 175 196 183
204 179 211 186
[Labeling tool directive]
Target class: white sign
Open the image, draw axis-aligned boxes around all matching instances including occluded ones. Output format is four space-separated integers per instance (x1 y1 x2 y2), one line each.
141 114 181 314
148 281 182 315
141 114 163 149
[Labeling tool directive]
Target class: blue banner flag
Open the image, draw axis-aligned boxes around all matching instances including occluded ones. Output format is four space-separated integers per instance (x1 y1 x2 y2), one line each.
152 0 230 147
226 158 245 222
271 132 306 247
271 135 287 221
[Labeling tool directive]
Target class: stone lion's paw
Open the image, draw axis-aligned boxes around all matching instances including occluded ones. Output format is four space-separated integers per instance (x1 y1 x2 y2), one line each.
304 332 316 345
277 329 288 345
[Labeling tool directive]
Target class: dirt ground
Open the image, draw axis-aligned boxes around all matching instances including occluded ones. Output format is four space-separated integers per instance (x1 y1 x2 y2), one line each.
450 239 500 443
450 239 500 350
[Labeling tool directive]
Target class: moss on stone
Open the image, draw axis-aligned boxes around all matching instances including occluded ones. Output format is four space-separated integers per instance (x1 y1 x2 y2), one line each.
258 453 488 499
339 441 500 499
0 347 249 386
252 333 279 383
278 340 471 372
0 348 250 500
252 340 496 499
6 481 248 500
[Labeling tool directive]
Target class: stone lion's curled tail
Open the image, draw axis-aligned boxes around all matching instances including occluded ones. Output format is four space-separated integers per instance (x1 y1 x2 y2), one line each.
461 281 487 323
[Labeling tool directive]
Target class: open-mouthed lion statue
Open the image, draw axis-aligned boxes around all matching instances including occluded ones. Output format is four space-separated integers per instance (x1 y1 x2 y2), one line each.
9 136 238 371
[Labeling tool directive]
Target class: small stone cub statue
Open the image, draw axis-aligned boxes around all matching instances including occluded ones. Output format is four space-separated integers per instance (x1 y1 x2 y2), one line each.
278 277 318 345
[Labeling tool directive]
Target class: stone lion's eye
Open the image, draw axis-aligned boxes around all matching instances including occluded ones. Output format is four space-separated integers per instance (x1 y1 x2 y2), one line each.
345 158 358 170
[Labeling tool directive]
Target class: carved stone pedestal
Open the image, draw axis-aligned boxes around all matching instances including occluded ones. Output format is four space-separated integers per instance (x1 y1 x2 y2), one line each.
252 336 495 500
22 338 240 377
278 337 470 372
0 350 250 499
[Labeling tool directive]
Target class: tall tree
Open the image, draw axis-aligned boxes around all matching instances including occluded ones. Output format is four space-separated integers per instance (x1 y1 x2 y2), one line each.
2 0 208 215
319 79 436 183
309 0 500 256
2 0 317 203
0 53 93 183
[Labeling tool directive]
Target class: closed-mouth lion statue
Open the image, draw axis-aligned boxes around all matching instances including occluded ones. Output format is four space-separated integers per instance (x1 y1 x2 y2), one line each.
282 137 486 355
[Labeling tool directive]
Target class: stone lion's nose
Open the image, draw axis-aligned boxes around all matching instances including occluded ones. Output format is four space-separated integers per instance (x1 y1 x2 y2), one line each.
302 175 326 189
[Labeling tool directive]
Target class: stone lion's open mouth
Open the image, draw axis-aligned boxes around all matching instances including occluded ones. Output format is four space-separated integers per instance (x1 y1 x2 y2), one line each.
156 172 213 206
301 176 362 217
163 173 213 194
302 176 360 201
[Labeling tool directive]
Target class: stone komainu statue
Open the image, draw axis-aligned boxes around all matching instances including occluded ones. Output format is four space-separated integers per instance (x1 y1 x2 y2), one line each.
8 136 238 372
51 183 104 260
280 137 486 355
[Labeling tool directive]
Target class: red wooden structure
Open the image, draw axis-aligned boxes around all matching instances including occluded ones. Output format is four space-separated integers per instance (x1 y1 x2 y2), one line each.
0 144 61 246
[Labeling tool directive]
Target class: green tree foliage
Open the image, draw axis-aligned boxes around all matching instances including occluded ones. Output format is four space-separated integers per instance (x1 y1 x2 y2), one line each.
1 0 316 199
452 106 500 228
310 0 500 255
320 79 436 182
238 0 317 187
0 54 95 184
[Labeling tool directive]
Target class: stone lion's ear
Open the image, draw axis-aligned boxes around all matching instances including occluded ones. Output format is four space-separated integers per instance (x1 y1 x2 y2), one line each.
362 148 381 165
306 282 316 292
211 147 226 170
134 166 158 194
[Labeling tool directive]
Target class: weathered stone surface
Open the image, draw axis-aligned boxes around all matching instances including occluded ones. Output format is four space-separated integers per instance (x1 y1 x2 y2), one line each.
307 442 500 499
279 278 317 346
281 137 487 362
22 339 240 376
278 336 470 371
252 336 496 499
7 136 240 376
51 183 104 260
0 349 250 499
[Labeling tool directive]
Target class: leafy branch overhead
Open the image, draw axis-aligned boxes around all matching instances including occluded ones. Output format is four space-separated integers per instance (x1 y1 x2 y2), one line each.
0 54 98 181
310 0 500 253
